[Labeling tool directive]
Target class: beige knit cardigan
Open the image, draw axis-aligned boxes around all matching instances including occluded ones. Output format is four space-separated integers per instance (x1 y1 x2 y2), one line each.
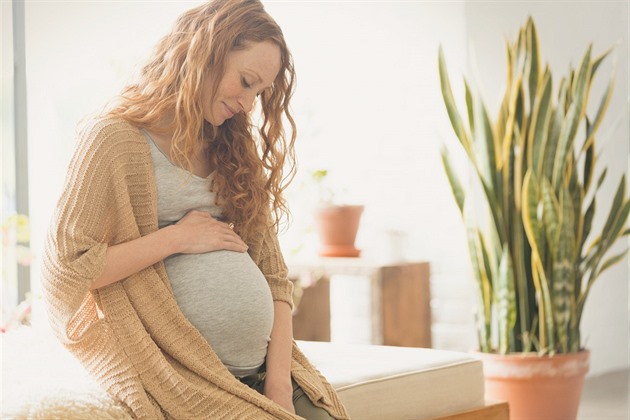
41 117 349 420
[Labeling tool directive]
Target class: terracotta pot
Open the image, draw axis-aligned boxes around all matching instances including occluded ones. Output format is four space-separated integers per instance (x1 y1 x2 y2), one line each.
477 351 590 420
314 205 364 257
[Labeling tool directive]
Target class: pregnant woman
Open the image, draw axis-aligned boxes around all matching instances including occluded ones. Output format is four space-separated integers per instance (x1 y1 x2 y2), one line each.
41 1 348 418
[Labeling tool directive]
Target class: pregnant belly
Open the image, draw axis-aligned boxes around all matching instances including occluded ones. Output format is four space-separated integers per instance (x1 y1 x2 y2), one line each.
164 250 274 373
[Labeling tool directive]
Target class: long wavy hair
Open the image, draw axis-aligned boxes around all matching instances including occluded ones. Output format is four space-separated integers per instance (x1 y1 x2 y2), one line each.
109 0 296 242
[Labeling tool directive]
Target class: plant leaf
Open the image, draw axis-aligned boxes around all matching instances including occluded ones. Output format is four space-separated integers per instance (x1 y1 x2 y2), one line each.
473 93 497 192
522 169 545 258
583 139 595 193
465 212 492 352
580 76 614 155
497 246 517 354
528 68 553 175
552 46 591 191
440 146 466 215
438 46 474 158
527 17 541 111
541 177 561 256
553 186 577 352
596 249 629 279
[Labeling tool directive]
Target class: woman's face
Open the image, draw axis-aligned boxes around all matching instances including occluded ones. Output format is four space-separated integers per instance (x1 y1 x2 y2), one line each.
202 40 282 126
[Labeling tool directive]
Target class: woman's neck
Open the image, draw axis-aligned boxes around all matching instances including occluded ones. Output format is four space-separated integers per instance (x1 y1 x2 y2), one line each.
146 113 214 178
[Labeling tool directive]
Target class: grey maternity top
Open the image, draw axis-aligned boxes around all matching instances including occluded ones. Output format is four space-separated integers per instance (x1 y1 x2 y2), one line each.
143 129 274 377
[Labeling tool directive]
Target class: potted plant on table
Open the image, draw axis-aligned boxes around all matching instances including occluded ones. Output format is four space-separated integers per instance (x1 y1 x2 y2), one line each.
438 17 629 420
312 169 364 257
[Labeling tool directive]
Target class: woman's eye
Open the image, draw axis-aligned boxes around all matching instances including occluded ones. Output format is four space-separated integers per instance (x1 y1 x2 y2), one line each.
241 77 251 89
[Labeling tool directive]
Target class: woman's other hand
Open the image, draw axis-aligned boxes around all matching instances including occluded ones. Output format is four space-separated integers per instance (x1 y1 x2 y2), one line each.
174 210 248 254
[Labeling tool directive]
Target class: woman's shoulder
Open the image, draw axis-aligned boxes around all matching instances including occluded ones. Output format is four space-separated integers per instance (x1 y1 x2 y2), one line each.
75 115 147 158
78 115 142 144
66 115 149 176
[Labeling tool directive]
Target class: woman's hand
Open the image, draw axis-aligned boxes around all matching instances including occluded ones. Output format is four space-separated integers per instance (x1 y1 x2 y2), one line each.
174 210 248 254
264 301 295 414
91 210 246 290
264 379 295 414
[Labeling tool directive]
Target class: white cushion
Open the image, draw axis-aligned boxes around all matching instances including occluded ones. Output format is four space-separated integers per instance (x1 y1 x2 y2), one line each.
298 340 485 419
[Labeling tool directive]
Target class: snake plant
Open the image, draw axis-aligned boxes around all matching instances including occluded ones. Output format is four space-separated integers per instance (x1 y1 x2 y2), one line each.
438 17 629 355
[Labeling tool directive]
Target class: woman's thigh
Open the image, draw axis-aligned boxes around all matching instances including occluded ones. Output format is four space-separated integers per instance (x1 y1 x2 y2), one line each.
240 373 332 419
291 379 332 420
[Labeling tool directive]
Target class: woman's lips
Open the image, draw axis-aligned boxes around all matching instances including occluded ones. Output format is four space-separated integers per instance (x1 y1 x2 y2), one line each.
224 103 236 119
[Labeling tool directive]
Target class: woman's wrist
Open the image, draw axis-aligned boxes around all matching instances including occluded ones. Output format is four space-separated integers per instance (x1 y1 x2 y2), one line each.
264 373 293 396
265 368 292 385
162 224 183 255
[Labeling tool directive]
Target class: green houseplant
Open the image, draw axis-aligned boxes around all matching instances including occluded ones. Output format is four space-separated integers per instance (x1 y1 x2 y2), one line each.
438 17 629 419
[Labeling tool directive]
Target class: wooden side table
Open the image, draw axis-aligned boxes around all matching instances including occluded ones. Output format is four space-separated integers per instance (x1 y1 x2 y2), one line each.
288 258 431 348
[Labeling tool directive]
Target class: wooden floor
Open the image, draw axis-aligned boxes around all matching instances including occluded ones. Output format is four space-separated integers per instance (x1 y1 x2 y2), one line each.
578 369 628 420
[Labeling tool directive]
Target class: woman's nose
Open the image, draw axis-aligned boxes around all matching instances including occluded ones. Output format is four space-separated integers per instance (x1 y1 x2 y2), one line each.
238 92 256 113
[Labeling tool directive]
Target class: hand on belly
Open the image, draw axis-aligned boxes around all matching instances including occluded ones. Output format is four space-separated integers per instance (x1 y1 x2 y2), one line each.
164 250 275 369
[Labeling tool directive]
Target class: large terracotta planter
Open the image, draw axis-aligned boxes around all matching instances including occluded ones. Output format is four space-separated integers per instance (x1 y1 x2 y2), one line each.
314 205 364 257
477 350 590 420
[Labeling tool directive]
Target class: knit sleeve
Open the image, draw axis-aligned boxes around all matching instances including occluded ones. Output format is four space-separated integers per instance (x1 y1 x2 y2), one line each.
41 119 127 343
254 224 294 308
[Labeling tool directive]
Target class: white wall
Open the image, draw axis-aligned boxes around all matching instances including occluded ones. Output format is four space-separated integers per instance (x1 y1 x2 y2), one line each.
266 1 477 352
464 0 629 377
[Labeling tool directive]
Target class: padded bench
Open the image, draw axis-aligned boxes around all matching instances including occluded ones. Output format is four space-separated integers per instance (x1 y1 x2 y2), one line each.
1 327 507 419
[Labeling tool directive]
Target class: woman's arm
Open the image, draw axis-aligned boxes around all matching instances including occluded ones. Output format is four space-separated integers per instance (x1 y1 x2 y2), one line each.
92 210 248 289
264 300 295 414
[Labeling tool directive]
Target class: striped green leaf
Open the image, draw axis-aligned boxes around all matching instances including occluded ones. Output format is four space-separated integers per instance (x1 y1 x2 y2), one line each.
528 68 553 175
600 176 627 242
541 177 561 255
583 139 595 193
522 170 544 258
553 46 592 191
440 147 466 215
473 93 497 192
553 186 577 352
581 76 614 155
526 17 541 111
596 249 629 279
466 225 492 352
465 78 475 135
497 246 517 354
438 46 473 158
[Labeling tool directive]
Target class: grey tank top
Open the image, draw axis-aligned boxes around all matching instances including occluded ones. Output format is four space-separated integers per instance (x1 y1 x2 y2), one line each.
143 129 274 377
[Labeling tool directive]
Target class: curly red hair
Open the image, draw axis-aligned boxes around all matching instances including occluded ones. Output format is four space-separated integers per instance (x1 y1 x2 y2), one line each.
109 0 296 242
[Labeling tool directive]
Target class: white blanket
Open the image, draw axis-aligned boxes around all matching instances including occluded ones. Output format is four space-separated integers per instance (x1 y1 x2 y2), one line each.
2 326 132 419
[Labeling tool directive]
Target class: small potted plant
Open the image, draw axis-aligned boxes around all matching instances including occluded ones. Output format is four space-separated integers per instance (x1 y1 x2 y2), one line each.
312 169 364 257
439 17 629 420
